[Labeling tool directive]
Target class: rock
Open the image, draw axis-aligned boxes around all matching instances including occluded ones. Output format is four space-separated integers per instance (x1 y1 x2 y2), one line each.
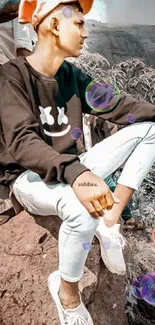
0 209 154 325
88 265 128 325
124 233 155 278
0 211 101 325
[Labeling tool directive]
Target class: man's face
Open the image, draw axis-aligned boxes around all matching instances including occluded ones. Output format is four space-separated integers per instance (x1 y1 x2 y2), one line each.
57 5 88 57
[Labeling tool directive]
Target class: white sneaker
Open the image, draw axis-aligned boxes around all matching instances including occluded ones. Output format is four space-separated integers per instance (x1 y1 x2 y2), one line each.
95 218 126 275
48 270 94 325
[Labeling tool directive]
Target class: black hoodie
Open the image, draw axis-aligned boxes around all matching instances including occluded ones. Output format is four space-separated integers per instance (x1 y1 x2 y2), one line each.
0 57 155 186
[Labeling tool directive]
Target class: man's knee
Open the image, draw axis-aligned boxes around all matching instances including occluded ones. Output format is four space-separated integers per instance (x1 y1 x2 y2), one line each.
66 209 99 234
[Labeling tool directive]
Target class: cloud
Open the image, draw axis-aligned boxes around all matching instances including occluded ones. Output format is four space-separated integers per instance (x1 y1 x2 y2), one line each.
85 0 106 22
103 0 155 25
85 0 155 25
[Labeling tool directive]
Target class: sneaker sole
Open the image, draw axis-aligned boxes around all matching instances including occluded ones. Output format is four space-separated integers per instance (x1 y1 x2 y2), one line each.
95 233 126 276
48 271 67 325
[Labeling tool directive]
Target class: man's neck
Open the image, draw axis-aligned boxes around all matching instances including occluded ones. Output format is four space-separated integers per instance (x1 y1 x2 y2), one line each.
26 41 64 77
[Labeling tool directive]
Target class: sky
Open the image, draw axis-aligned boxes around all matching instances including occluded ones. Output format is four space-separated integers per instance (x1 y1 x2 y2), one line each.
85 0 155 25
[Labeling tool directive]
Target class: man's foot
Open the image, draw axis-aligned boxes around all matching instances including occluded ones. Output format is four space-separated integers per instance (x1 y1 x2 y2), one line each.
48 270 94 324
95 218 126 275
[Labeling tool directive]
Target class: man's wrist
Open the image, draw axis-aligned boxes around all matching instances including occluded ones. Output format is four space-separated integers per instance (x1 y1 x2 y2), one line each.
72 170 92 187
64 160 90 186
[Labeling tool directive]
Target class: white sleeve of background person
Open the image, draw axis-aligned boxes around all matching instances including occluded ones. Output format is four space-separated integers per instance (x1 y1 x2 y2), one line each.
0 21 16 65
13 17 37 52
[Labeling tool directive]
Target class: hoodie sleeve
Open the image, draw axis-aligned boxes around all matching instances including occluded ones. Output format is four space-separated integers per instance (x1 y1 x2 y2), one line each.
78 70 155 124
0 79 89 185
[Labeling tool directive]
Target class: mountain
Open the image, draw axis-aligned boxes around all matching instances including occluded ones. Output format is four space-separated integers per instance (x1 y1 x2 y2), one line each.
85 20 155 68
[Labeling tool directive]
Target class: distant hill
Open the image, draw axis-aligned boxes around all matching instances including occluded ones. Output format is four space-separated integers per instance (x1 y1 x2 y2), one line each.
85 20 155 68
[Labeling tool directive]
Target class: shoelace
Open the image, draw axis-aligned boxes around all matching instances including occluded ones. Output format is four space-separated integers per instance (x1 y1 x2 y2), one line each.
64 312 89 325
108 228 126 248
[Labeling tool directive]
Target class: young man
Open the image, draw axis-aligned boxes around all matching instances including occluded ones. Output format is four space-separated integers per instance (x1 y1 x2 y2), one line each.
0 0 155 324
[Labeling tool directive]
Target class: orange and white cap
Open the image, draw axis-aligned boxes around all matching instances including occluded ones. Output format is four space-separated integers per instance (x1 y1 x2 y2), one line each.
18 0 94 29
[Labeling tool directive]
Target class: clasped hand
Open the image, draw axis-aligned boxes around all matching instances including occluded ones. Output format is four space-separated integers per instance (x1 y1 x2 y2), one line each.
72 171 120 219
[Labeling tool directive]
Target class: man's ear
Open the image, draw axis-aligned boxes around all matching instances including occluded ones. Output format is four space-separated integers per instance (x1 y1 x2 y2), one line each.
49 17 59 36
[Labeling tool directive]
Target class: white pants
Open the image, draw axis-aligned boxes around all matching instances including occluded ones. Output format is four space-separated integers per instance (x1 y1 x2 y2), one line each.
11 122 155 282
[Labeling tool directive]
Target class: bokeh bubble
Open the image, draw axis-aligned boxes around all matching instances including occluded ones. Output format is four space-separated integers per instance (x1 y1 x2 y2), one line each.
71 127 83 140
83 242 92 250
85 77 121 113
130 275 144 299
141 273 155 306
103 242 110 249
127 113 136 124
62 6 73 18
130 272 155 306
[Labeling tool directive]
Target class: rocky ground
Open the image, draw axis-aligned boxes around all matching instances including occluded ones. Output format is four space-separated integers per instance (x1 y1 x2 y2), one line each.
0 210 126 325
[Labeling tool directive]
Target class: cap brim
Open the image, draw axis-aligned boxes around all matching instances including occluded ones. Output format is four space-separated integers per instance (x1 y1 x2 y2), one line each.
62 0 94 15
79 0 94 15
